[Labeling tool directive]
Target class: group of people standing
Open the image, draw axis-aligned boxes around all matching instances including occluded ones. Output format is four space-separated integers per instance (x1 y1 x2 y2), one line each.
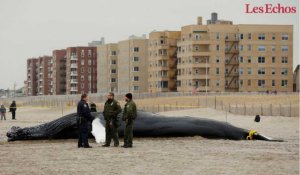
77 92 137 149
0 100 17 120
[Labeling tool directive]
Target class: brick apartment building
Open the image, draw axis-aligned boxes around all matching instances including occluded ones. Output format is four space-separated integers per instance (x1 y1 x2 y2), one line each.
52 50 67 95
66 47 97 95
26 56 52 96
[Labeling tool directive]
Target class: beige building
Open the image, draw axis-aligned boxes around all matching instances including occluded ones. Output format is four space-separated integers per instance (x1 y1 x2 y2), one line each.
97 36 148 93
148 31 181 92
97 43 118 93
176 14 293 92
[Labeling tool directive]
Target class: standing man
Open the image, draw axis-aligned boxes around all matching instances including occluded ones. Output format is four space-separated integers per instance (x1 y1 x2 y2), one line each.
122 93 137 148
0 104 6 120
77 94 93 148
9 101 17 120
102 92 122 147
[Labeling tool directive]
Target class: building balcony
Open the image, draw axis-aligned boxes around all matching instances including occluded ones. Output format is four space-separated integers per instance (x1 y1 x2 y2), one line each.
71 55 78 61
70 87 78 91
70 79 78 84
70 64 78 68
70 71 78 76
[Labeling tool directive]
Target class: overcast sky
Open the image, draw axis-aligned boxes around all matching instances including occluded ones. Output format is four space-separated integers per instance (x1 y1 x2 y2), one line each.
0 0 298 90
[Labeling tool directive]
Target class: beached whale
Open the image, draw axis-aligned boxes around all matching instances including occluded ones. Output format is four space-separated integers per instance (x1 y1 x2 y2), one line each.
6 111 283 142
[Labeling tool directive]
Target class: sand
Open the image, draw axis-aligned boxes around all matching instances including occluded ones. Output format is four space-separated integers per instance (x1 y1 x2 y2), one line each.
0 107 299 175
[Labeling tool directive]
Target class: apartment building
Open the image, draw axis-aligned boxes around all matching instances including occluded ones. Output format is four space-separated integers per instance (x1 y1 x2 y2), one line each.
52 50 66 95
97 43 118 93
66 47 97 95
118 37 148 93
176 13 293 92
26 56 52 96
97 36 148 93
26 58 38 96
148 31 181 92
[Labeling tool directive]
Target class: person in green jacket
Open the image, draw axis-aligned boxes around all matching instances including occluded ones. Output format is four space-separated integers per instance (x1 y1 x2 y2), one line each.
102 92 122 147
122 93 137 148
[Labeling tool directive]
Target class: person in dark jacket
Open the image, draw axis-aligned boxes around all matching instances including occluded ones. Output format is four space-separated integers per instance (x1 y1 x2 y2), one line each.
9 101 17 120
0 104 6 120
77 94 94 148
102 92 122 147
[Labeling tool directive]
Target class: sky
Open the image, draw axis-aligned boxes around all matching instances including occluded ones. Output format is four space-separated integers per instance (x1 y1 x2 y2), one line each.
0 0 299 90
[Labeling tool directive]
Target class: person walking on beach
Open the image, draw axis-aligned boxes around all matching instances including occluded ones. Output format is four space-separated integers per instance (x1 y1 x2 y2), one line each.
102 92 122 147
122 93 137 148
77 94 93 148
9 101 17 120
0 104 6 120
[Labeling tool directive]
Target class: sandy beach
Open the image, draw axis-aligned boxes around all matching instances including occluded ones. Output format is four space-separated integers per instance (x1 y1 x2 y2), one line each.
0 107 298 175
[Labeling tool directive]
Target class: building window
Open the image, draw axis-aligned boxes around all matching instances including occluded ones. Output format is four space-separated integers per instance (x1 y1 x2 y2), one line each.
258 80 265 87
272 68 276 75
81 50 85 57
133 67 139 72
282 34 288 40
88 50 92 57
111 69 117 74
248 45 252 51
258 57 265 63
258 68 265 75
81 67 84 73
133 86 139 91
216 57 220 63
272 46 276 52
216 80 220 87
133 76 139 81
111 78 116 83
240 33 244 40
239 56 243 63
281 46 288 52
281 57 288 63
258 45 266 52
81 60 84 65
133 57 139 62
216 45 220 51
272 57 276 63
239 68 243 75
248 80 251 86
272 80 275 87
88 68 91 73
88 59 92 65
133 47 139 52
81 83 84 88
111 60 117 65
216 33 220 40
81 76 84 81
159 81 168 88
272 33 276 40
258 33 265 40
248 68 252 75
239 45 243 51
239 80 243 86
281 80 288 87
248 56 252 63
248 33 252 40
111 51 117 56
281 68 288 75
216 68 220 75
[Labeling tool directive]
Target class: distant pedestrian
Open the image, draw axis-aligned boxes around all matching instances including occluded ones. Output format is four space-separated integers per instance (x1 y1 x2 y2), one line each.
0 104 6 120
9 101 17 120
122 93 137 148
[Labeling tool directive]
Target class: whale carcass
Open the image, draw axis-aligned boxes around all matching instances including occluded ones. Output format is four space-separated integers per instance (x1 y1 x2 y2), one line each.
6 111 283 142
